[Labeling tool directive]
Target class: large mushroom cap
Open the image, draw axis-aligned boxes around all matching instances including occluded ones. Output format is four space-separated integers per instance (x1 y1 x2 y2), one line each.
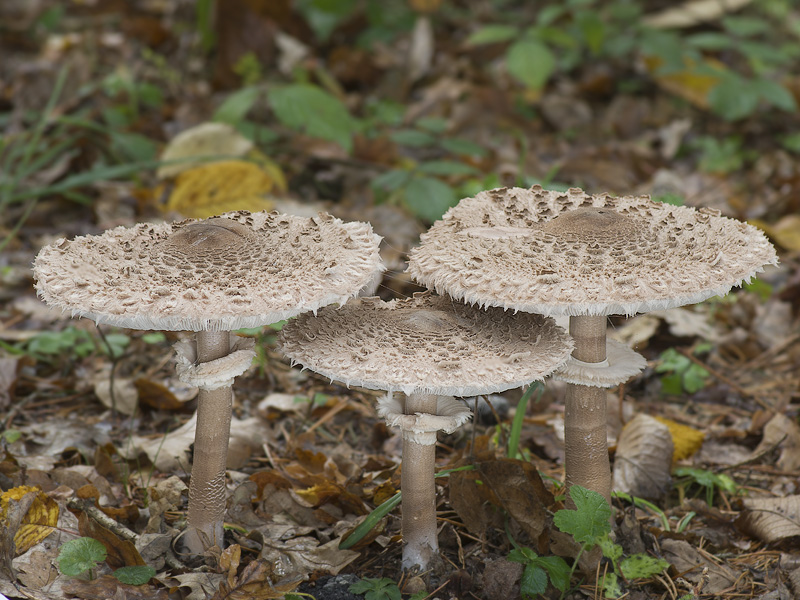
278 292 573 397
34 211 384 331
407 186 778 317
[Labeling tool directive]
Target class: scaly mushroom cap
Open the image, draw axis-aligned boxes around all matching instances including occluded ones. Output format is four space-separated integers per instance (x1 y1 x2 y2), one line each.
278 292 573 397
407 186 778 317
34 211 384 331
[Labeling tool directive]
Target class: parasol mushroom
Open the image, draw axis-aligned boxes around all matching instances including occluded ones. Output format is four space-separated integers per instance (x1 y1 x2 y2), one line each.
33 210 383 554
278 292 572 571
407 185 778 505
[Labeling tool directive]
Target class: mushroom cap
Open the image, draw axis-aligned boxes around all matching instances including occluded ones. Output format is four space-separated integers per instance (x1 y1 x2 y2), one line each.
34 211 384 331
278 292 573 397
407 186 778 317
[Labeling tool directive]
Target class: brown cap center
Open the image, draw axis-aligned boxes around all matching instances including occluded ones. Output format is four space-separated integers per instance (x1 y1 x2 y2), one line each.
168 218 252 254
542 207 627 237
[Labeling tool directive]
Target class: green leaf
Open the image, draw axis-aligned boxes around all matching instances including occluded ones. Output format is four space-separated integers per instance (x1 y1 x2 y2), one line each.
404 176 457 222
520 564 548 597
533 555 571 592
576 11 605 54
466 24 519 46
506 38 556 90
682 363 710 393
602 572 623 598
268 84 357 152
418 160 479 176
58 537 107 576
722 15 771 37
113 565 157 585
508 547 538 564
142 332 167 344
389 129 436 147
620 554 670 580
655 348 690 373
111 132 158 162
599 537 623 563
553 485 611 546
440 137 489 157
339 493 401 550
213 86 261 125
752 78 797 112
372 168 412 192
686 32 734 50
415 116 449 133
660 373 684 396
348 577 402 600
708 75 760 120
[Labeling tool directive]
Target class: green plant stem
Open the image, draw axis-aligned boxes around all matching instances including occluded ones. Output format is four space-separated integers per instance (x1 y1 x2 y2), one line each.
507 382 541 459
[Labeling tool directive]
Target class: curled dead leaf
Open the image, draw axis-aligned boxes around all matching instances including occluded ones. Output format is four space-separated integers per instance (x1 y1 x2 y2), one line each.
612 414 673 499
0 486 59 556
737 495 800 544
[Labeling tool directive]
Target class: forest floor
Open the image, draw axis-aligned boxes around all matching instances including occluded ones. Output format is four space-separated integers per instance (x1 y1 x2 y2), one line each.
1 1 800 599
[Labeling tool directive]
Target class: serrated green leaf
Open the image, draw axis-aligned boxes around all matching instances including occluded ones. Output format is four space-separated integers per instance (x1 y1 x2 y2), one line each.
113 565 156 585
466 24 519 46
214 86 261 125
418 160 478 176
57 537 107 576
389 129 436 147
620 554 670 580
655 348 690 373
520 564 548 597
533 555 571 592
602 571 623 598
508 547 538 564
553 485 611 546
404 176 456 222
268 84 357 151
506 38 556 90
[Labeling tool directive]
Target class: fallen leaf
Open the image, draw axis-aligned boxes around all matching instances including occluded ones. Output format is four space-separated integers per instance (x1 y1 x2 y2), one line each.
653 416 705 462
62 574 168 600
752 413 800 472
0 486 59 556
660 538 740 594
78 512 146 570
260 537 359 580
612 414 673 499
157 122 254 179
751 215 800 251
164 160 285 218
92 369 138 416
736 495 800 544
643 0 755 29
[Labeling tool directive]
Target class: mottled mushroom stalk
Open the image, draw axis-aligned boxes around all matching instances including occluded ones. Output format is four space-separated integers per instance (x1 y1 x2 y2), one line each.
278 293 573 572
33 210 384 556
564 315 611 503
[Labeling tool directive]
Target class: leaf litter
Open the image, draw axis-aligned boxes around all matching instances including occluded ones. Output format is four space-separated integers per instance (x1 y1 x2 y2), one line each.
1 0 800 598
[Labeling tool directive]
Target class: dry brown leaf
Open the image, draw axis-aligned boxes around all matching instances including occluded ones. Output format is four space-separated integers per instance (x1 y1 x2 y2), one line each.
449 467 494 536
660 539 740 593
643 0 754 28
737 495 800 544
752 413 800 472
612 414 673 499
750 215 800 251
260 537 359 580
77 511 146 570
63 574 169 600
477 458 553 540
653 416 705 462
157 122 254 180
0 486 59 556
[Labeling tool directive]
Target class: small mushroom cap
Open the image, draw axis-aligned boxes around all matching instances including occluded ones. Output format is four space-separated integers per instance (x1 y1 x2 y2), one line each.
407 186 778 317
34 211 384 331
278 292 573 397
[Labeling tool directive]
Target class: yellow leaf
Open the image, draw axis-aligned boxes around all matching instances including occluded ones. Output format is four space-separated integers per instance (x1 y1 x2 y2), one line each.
1 486 59 555
164 160 285 218
157 122 254 180
750 216 800 251
643 55 726 110
654 416 705 462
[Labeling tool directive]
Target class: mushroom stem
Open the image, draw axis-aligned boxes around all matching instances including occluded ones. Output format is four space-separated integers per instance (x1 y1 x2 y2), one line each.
564 315 612 505
184 330 232 553
401 392 440 571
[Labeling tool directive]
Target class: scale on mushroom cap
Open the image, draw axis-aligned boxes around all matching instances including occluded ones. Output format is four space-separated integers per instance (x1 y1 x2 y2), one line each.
278 292 573 571
34 210 384 555
407 185 778 506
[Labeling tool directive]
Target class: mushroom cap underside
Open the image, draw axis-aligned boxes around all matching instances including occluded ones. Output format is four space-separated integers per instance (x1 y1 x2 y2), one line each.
278 292 574 397
33 211 384 331
407 186 778 317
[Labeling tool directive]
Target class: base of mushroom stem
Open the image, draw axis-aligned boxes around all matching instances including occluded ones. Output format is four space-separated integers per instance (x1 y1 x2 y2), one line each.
402 540 443 573
179 522 225 556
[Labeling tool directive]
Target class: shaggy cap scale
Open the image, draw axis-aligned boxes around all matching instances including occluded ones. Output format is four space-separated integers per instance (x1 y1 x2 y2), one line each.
278 292 573 397
407 186 778 317
34 211 384 331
